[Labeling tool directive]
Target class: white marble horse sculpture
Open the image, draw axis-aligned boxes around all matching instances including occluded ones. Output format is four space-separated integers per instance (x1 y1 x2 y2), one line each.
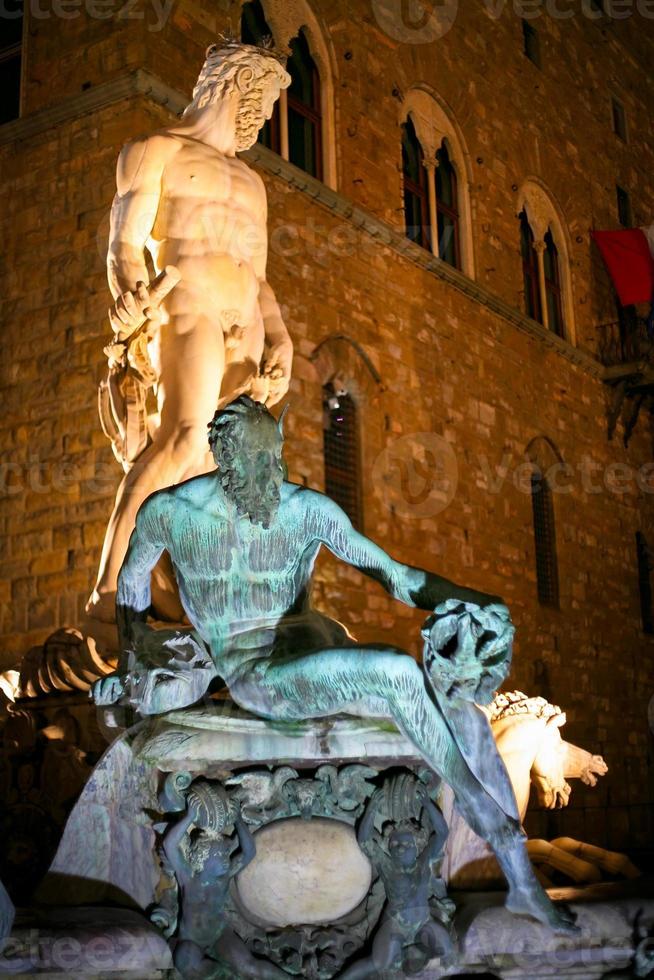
442 691 639 888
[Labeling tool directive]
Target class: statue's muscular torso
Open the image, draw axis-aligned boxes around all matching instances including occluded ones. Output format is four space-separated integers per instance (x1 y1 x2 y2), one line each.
138 477 338 679
118 131 267 330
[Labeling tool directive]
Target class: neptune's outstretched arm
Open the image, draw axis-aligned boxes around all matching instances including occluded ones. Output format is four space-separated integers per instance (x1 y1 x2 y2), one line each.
309 493 501 611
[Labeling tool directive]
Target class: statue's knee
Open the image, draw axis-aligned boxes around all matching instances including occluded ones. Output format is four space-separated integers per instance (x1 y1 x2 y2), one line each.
381 653 423 693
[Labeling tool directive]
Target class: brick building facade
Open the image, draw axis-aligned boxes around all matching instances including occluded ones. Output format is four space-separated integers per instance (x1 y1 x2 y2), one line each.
1 0 653 856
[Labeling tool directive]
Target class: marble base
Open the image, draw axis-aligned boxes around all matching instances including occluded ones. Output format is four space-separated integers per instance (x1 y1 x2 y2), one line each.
36 705 432 976
3 884 652 977
33 705 654 979
38 703 420 910
444 880 654 979
133 699 421 770
0 907 172 976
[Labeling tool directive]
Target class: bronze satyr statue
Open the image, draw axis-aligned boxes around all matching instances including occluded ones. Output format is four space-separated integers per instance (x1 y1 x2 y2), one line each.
94 395 577 936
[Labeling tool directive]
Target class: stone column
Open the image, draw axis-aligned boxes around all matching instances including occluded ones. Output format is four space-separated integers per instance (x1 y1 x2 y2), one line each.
425 160 439 258
280 88 290 160
533 238 549 330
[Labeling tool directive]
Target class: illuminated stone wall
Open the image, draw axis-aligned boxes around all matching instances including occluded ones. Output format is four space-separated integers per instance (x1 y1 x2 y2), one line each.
1 1 653 853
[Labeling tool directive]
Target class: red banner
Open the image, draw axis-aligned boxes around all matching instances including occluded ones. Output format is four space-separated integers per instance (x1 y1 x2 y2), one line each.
592 229 654 306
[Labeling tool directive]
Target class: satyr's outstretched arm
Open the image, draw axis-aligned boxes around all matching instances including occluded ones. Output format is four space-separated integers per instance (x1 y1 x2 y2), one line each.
312 494 500 611
357 791 382 851
420 790 449 862
116 497 167 660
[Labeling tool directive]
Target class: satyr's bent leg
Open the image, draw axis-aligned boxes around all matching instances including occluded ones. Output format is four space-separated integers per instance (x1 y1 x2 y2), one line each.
229 647 516 844
214 931 290 980
228 646 577 933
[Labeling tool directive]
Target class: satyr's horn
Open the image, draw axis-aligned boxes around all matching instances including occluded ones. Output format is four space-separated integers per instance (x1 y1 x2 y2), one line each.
278 403 290 438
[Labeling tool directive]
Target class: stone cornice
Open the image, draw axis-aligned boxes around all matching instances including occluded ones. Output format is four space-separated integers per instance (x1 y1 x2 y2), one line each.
0 69 187 146
0 70 605 381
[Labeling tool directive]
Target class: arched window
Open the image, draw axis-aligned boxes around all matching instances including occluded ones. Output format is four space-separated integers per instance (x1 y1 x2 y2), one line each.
402 116 430 251
241 0 269 42
400 88 475 275
543 229 564 338
520 211 542 323
240 0 281 153
531 469 559 608
517 180 575 342
287 30 322 180
240 1 328 183
436 141 460 269
636 532 653 634
323 384 362 529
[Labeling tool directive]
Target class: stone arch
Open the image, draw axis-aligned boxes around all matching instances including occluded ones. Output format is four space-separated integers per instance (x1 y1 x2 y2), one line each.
310 334 384 404
524 435 564 473
400 85 476 277
517 178 576 344
523 435 569 515
310 334 385 533
249 0 339 190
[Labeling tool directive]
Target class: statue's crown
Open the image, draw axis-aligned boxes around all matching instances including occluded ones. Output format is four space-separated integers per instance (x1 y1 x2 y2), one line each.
207 30 287 66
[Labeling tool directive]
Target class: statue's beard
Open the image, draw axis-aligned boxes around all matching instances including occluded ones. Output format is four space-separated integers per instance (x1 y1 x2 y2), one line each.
220 466 281 529
235 90 267 150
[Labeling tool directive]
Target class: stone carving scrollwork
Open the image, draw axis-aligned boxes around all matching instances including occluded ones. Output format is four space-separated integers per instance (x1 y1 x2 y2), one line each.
149 764 454 980
0 629 115 700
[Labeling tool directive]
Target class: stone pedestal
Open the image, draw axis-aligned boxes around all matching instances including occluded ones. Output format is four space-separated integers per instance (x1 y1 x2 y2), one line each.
0 907 172 976
31 703 654 979
37 702 457 977
448 881 654 979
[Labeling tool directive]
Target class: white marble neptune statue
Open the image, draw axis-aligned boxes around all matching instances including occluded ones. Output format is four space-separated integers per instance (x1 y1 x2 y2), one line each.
87 39 293 625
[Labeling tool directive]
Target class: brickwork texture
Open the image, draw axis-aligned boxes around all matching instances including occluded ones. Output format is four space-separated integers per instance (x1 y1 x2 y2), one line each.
0 0 653 854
